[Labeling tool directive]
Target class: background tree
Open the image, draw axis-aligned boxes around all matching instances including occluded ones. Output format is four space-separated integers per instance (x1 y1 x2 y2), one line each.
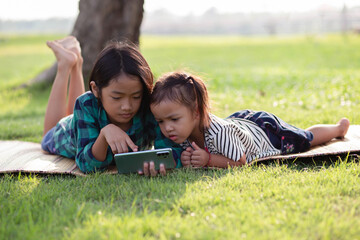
31 0 144 85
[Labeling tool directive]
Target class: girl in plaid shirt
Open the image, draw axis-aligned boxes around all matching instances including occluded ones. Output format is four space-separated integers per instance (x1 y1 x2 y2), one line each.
41 37 180 175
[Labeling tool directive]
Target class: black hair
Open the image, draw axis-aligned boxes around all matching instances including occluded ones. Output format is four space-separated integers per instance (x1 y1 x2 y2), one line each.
151 71 210 130
89 41 154 148
89 41 153 118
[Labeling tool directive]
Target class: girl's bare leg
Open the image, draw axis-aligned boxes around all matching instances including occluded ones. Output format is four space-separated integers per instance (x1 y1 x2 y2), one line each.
307 118 350 147
43 40 77 135
56 36 85 114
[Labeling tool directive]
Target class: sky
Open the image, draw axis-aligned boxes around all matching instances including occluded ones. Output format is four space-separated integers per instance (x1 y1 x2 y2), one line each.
0 0 358 20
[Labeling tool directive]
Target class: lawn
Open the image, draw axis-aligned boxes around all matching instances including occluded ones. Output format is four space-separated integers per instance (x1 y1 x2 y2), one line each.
0 34 360 239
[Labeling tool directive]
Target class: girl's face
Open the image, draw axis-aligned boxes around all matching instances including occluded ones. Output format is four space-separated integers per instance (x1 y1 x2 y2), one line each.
151 100 199 144
91 72 143 130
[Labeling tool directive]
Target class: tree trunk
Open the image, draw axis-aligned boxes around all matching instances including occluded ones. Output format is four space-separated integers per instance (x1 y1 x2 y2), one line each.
30 0 144 85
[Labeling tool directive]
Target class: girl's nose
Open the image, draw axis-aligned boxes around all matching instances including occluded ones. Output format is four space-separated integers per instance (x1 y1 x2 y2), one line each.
165 123 173 132
121 98 131 110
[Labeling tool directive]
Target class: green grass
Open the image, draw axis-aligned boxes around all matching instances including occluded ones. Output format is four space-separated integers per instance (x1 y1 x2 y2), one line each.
1 34 360 239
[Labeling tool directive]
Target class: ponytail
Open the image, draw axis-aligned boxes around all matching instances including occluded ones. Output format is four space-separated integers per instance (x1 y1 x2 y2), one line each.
185 75 210 129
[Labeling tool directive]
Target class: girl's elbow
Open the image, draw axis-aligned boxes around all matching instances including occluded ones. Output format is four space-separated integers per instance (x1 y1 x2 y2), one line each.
237 154 247 166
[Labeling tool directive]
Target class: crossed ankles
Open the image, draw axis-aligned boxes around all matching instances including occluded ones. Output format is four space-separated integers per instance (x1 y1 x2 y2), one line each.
47 40 78 71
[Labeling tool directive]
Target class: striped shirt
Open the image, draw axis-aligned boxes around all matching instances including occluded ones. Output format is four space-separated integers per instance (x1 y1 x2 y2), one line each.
50 91 182 173
181 114 281 163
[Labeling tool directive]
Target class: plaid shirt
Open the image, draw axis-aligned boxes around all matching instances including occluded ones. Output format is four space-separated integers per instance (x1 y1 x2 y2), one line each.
51 91 182 173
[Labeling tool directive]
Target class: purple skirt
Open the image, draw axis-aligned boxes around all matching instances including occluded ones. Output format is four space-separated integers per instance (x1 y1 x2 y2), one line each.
227 110 313 154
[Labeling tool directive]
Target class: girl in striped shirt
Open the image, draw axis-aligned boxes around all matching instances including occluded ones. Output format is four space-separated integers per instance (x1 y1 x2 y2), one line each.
150 71 350 168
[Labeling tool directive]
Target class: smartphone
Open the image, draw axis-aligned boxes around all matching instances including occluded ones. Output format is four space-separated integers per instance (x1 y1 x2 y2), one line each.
114 148 175 174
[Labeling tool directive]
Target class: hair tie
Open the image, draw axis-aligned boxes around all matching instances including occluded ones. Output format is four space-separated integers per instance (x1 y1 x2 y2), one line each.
185 75 194 84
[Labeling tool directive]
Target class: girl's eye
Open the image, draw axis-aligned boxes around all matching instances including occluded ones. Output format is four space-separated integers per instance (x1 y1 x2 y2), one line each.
157 120 163 124
172 118 179 122
133 95 142 99
112 96 121 100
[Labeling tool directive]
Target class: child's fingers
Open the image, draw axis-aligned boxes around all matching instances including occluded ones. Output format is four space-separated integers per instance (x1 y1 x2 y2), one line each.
149 161 158 177
182 156 190 162
112 138 137 153
191 150 208 167
126 137 138 152
181 156 191 167
181 151 192 167
159 164 166 176
191 150 205 159
182 161 191 168
191 142 201 150
110 141 127 154
190 162 201 168
185 147 194 153
109 142 117 154
143 161 160 177
182 151 192 157
190 158 204 168
143 162 150 176
109 142 125 154
118 141 129 153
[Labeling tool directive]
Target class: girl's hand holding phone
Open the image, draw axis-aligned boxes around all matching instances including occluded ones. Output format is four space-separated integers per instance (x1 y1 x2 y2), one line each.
140 161 166 177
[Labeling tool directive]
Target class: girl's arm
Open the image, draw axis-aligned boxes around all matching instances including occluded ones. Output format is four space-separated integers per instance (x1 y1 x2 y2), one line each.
207 153 246 168
190 142 246 168
91 130 108 162
73 93 136 173
73 98 113 173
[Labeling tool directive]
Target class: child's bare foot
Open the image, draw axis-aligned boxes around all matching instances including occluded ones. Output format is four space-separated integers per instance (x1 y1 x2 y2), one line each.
55 36 82 61
337 118 350 138
47 40 77 71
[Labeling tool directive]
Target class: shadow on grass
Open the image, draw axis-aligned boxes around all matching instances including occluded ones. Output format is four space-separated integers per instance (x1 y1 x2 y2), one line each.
1 154 359 239
251 153 360 171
